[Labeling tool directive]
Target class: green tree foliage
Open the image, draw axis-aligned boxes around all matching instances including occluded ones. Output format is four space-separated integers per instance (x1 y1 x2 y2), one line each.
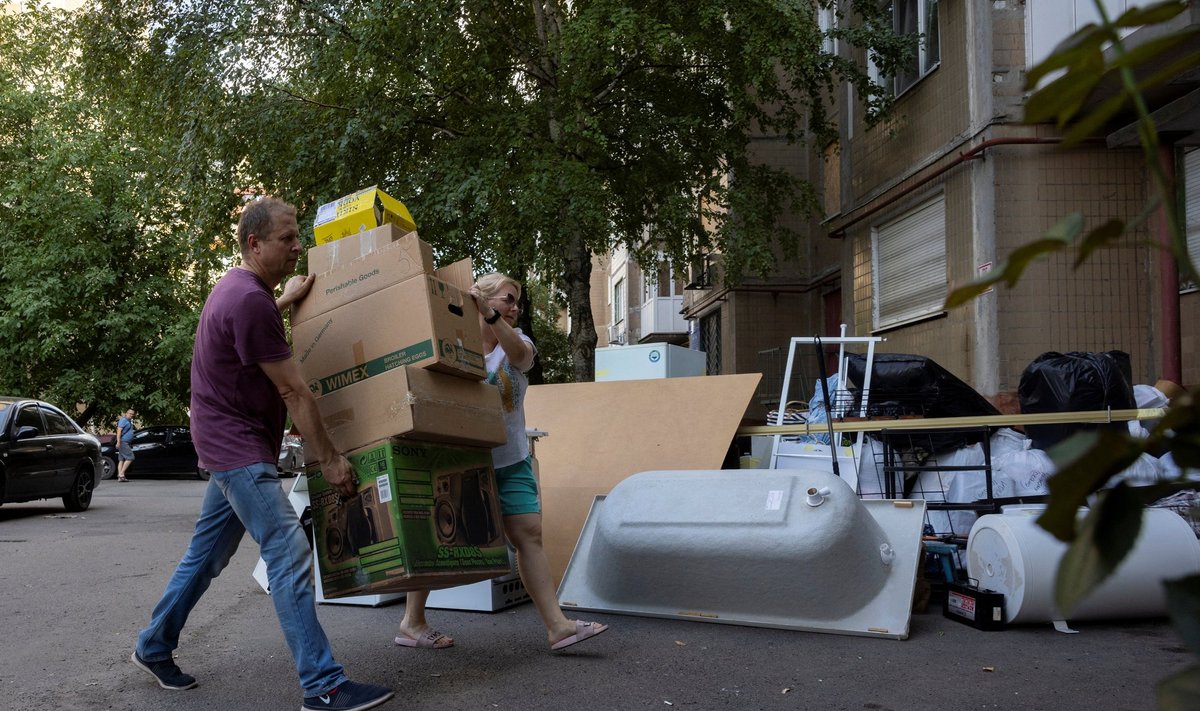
525 278 572 384
0 2 214 428
944 2 1200 706
71 0 907 381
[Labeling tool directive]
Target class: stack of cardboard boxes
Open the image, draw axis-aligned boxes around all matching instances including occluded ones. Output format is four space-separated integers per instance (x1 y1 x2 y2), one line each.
293 187 512 599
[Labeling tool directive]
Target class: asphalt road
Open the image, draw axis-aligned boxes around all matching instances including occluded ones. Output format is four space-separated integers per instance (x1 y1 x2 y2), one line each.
0 478 1191 711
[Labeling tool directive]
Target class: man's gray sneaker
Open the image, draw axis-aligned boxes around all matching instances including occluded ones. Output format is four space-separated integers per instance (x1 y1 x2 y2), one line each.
301 680 394 711
130 651 198 690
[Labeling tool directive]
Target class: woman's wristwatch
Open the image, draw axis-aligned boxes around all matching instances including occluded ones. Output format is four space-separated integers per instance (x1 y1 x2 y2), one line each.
485 309 502 324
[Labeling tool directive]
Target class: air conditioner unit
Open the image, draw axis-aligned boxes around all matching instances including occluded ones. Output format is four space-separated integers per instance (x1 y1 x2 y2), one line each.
608 323 627 345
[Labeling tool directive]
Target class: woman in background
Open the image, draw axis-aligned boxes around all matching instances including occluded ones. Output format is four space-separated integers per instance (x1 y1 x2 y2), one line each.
394 272 609 652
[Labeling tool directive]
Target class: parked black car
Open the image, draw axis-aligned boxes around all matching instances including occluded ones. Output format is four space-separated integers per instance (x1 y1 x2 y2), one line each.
100 425 209 481
0 397 102 511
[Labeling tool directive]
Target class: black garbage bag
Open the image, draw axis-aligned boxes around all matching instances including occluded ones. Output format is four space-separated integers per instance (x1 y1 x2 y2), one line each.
845 353 999 453
1018 351 1135 450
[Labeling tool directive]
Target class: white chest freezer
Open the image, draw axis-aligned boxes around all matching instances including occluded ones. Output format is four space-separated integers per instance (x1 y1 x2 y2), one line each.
594 343 706 381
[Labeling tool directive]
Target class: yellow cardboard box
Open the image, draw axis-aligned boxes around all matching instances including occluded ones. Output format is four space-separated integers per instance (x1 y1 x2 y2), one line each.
313 366 505 452
313 185 418 245
293 274 487 384
294 231 436 325
306 439 510 598
308 224 423 275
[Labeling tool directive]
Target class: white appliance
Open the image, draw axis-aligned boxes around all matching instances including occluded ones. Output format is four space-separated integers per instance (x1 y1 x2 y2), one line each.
594 343 706 381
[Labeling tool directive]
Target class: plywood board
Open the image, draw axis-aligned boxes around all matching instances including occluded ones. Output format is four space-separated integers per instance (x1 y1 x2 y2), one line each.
524 373 761 585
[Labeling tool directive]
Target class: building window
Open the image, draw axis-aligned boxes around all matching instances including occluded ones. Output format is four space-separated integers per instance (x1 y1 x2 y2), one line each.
872 0 940 96
612 278 625 326
872 193 946 329
894 0 939 94
1026 0 1148 72
1184 147 1200 293
643 264 682 301
819 3 838 56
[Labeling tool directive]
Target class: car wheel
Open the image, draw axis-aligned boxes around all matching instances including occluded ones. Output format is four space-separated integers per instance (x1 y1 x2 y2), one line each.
63 466 94 512
100 456 117 480
197 467 211 481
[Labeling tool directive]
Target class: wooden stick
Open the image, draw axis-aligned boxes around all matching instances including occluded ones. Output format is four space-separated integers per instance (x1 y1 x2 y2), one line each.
736 408 1167 437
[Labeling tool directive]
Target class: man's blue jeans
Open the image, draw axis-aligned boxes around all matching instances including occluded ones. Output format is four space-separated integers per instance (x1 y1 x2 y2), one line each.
135 462 347 696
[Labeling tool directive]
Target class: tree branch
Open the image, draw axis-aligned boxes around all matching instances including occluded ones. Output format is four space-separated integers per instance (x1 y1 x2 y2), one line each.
264 82 354 112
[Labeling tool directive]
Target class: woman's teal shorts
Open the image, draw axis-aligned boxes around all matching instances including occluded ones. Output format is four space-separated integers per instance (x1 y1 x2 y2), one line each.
496 456 540 516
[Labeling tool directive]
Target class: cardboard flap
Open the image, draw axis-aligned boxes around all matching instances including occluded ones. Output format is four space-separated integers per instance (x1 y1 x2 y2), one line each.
523 373 761 585
435 258 475 292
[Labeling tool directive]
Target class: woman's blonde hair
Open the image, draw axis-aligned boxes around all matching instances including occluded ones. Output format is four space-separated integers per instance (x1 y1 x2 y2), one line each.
473 272 521 299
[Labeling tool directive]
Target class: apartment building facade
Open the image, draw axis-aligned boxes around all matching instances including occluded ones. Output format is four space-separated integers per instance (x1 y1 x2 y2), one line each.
833 0 1198 397
589 1 1198 418
663 0 1200 417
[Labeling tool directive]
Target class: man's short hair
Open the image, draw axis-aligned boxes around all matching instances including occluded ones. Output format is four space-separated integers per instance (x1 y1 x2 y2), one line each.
238 197 296 254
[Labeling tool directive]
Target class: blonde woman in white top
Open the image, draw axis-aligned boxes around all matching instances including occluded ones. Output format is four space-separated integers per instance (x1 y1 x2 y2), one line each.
394 272 609 652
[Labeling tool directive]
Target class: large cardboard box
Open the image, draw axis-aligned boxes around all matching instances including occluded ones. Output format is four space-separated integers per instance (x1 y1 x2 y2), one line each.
294 232 437 325
294 274 487 383
523 374 762 586
307 224 425 275
314 365 505 452
314 185 418 245
306 439 511 599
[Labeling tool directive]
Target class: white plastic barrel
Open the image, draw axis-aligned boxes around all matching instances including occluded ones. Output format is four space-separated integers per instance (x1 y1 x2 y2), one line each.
967 506 1200 624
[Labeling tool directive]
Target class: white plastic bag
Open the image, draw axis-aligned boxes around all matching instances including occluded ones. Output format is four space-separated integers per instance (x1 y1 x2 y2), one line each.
993 448 1056 496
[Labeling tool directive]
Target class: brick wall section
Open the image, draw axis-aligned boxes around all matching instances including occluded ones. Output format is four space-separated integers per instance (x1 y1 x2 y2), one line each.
746 136 820 279
991 0 1028 120
730 290 822 420
992 145 1155 391
849 0 970 205
589 253 610 347
845 171 975 383
1182 293 1200 389
847 145 1157 394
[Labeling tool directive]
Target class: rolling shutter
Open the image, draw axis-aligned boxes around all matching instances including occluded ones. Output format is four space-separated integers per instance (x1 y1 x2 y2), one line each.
873 194 947 329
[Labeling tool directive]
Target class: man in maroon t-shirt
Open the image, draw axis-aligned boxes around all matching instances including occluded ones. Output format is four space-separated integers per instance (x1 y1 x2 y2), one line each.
131 198 395 711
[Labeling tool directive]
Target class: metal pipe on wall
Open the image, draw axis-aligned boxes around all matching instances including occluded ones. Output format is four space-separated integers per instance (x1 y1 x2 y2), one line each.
1156 142 1183 384
828 136 1066 238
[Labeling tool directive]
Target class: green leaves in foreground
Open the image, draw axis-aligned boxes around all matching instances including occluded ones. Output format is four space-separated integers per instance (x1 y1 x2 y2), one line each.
1052 484 1143 615
1036 429 1144 541
1050 481 1198 616
1166 575 1200 656
1159 664 1200 711
1024 1 1200 149
1032 397 1200 616
1159 575 1200 711
944 213 1082 309
945 211 1144 310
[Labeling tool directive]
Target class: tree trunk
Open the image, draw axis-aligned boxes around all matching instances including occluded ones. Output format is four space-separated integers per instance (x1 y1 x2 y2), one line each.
515 264 545 385
563 230 596 382
76 402 98 429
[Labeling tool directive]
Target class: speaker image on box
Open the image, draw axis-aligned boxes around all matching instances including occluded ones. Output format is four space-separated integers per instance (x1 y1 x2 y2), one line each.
325 485 395 563
434 466 502 548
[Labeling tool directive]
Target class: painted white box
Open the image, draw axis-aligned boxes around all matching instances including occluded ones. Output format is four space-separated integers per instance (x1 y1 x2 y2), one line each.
594 344 706 381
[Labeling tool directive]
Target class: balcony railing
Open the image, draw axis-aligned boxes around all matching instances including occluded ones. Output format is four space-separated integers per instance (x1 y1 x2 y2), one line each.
639 296 687 341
